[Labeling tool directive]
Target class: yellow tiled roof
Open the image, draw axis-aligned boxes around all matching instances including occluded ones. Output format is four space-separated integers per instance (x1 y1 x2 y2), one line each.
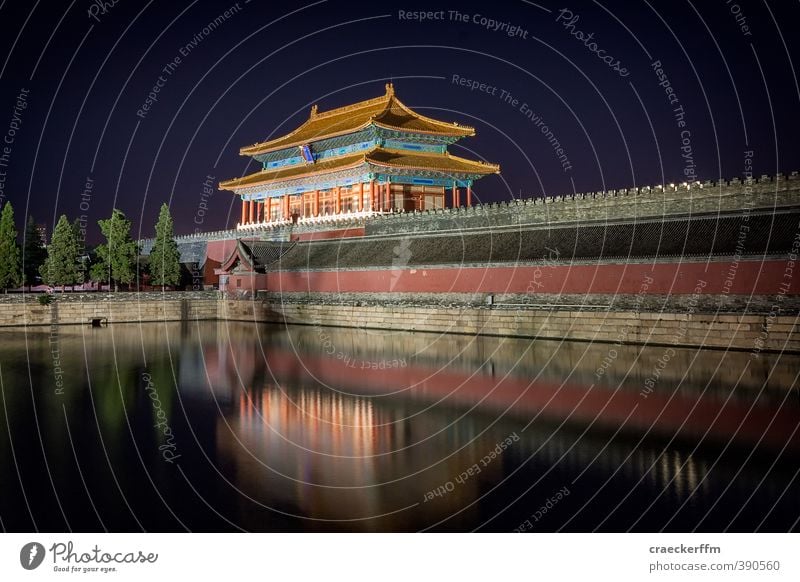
239 84 475 157
368 149 499 174
219 147 499 191
219 152 366 190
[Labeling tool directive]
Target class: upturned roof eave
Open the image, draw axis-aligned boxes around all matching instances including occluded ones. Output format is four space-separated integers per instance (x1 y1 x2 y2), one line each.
239 121 473 158
219 155 368 191
238 120 375 157
219 149 499 193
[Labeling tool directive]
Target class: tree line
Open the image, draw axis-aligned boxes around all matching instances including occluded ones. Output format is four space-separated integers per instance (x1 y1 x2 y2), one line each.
0 202 182 292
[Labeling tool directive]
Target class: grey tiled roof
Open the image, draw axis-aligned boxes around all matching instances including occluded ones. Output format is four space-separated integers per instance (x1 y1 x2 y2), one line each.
274 210 800 270
238 240 296 271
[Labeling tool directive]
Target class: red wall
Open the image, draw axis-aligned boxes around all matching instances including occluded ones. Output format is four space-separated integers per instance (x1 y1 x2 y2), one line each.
222 273 267 293
267 260 798 295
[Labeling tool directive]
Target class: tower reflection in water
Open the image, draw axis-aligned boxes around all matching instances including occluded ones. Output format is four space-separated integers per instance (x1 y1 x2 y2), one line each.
194 322 799 531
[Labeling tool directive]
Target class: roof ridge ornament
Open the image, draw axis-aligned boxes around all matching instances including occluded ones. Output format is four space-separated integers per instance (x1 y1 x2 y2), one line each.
385 82 394 96
310 104 318 118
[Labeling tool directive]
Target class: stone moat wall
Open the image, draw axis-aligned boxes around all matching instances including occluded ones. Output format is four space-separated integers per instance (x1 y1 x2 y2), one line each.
242 301 800 353
0 295 219 327
1 294 796 352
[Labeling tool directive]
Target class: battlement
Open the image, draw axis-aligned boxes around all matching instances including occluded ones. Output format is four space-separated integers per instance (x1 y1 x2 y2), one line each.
366 172 800 235
387 172 798 213
139 216 369 251
140 172 800 247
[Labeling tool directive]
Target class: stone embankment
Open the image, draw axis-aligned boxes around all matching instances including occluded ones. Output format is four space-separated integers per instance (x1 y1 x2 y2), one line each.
1 292 794 353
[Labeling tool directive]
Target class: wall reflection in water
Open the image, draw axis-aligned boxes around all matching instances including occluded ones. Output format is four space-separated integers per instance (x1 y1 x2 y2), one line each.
0 321 797 531
201 322 799 531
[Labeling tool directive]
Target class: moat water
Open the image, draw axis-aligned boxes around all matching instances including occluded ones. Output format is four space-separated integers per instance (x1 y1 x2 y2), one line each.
0 321 798 532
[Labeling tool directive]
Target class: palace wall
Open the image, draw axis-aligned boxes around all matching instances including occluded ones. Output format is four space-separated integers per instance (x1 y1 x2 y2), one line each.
11 174 798 351
142 173 800 251
367 173 800 235
263 260 799 296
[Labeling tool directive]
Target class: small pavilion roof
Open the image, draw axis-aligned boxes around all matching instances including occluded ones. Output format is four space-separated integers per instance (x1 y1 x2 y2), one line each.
219 147 500 192
218 239 295 272
239 84 475 157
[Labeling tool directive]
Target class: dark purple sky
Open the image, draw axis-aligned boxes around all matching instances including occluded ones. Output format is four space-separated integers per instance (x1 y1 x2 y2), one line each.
0 0 797 242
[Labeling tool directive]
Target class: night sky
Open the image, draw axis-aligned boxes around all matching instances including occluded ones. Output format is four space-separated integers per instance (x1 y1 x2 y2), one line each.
0 0 798 242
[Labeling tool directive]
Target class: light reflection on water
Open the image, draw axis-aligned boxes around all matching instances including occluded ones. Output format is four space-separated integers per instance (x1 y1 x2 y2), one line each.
0 321 797 531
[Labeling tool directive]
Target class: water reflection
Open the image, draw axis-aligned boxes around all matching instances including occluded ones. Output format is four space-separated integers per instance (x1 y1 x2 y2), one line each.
0 321 797 532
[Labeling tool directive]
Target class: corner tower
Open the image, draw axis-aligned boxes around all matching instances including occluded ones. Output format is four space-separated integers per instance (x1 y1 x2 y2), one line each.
220 83 500 228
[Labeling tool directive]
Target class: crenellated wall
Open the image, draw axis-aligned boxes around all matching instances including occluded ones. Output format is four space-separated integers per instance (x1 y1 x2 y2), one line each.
140 172 800 246
367 173 800 235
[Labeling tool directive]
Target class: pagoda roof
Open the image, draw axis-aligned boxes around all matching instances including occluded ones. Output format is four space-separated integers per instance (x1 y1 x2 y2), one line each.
239 84 475 157
219 147 500 191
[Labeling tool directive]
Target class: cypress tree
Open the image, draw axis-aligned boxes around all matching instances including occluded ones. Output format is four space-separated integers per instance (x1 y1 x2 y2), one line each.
71 217 88 284
148 203 181 290
23 215 47 288
0 202 21 291
94 209 137 292
41 214 81 289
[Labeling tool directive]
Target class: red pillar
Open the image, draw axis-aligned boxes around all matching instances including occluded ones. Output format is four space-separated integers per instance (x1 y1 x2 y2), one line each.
452 184 457 208
358 182 364 212
369 180 375 211
336 186 342 214
267 198 272 222
241 199 247 225
384 182 390 211
314 190 320 216
248 199 255 223
283 195 289 220
466 185 472 207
